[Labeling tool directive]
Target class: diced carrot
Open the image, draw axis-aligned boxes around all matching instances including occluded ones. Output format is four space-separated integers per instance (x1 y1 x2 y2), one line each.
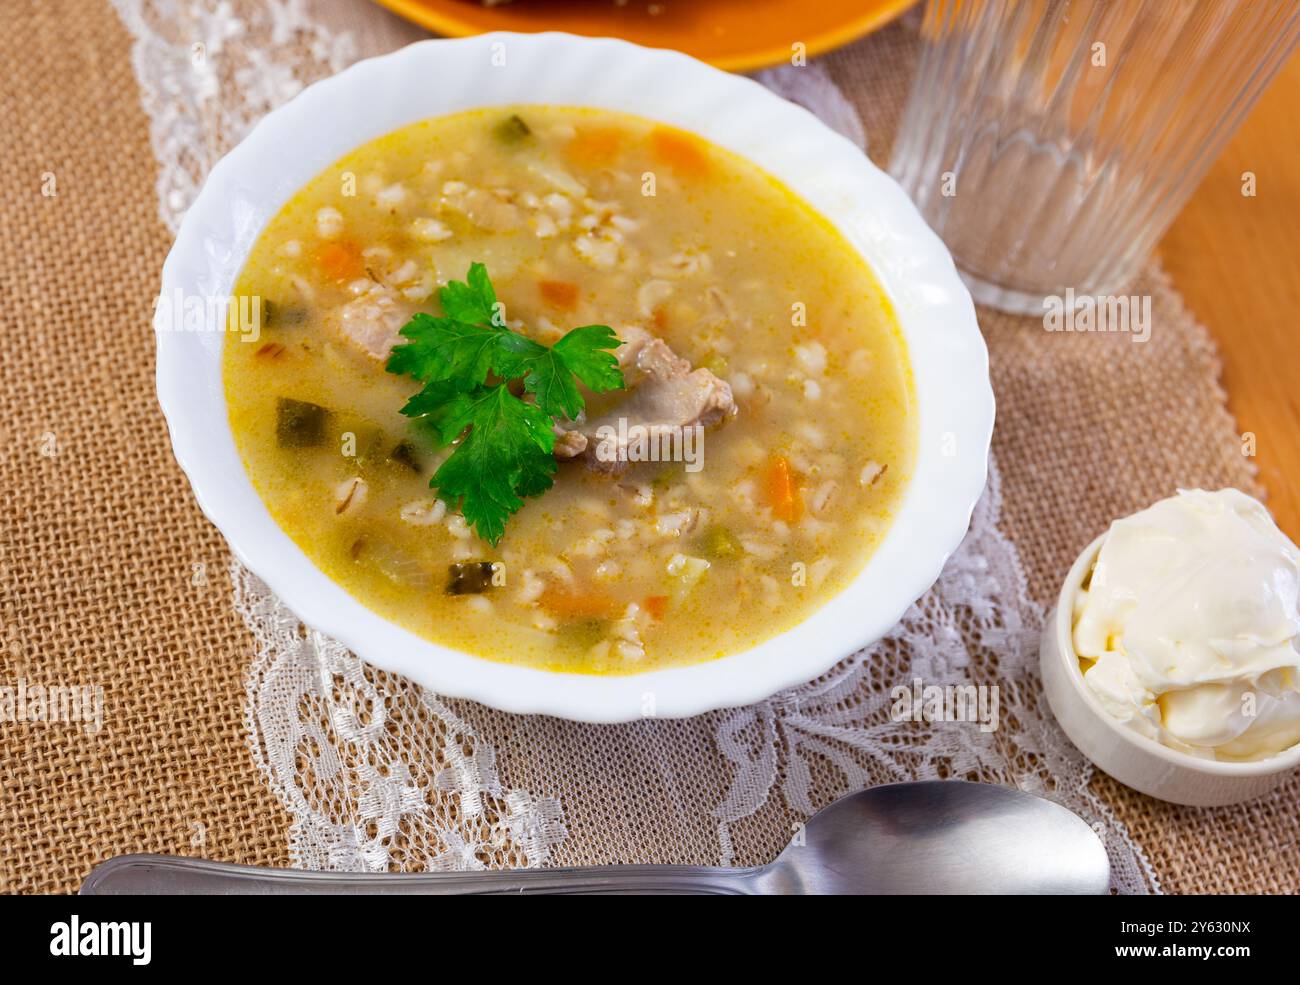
643 595 668 620
766 455 804 524
565 127 623 167
315 240 364 282
538 280 580 310
650 126 709 179
540 587 618 621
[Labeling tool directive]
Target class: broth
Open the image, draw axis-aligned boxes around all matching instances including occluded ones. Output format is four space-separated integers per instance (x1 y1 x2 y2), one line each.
224 106 915 674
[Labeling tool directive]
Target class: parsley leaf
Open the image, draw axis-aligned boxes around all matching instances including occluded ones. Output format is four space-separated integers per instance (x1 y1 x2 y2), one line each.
493 325 623 420
398 378 463 422
387 314 504 388
432 386 557 546
386 263 626 545
553 325 627 392
437 261 500 326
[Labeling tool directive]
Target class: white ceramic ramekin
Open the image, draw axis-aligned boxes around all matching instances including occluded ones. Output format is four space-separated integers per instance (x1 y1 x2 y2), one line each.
156 32 994 722
1041 534 1300 806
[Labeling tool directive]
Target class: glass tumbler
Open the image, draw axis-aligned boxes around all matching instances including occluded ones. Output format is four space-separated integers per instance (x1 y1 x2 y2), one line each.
890 0 1300 314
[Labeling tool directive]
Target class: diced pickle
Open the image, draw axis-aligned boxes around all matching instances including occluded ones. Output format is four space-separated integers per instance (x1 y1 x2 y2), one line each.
387 440 424 473
340 421 384 464
493 114 532 145
699 523 742 560
447 561 497 595
261 300 309 330
276 398 329 448
555 618 609 650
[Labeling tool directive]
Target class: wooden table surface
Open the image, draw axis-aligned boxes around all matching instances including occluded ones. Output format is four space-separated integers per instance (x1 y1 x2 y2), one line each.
1159 50 1300 541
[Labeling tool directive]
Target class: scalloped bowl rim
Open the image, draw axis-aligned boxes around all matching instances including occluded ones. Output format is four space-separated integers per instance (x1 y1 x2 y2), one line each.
155 32 993 723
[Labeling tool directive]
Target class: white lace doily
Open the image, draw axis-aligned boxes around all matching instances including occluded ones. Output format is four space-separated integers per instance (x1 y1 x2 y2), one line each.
111 0 1157 892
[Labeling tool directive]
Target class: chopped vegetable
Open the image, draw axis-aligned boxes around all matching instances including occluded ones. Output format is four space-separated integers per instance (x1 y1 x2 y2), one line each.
363 538 432 589
538 280 580 310
565 126 622 167
387 440 423 473
493 113 532 144
699 524 742 560
276 397 329 448
447 561 498 595
262 300 309 329
766 455 804 524
651 126 709 179
386 262 626 544
643 595 668 620
345 422 385 465
315 240 364 282
540 586 617 621
555 618 610 650
666 553 711 600
256 342 287 360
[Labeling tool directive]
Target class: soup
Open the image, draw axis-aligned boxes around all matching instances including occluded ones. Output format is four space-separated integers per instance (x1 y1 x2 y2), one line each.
224 106 915 674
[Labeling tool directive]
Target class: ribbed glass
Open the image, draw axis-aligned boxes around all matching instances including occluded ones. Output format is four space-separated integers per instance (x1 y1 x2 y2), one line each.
890 0 1300 313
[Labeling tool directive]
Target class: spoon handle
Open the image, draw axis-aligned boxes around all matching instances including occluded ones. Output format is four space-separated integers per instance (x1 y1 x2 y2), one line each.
80 854 760 895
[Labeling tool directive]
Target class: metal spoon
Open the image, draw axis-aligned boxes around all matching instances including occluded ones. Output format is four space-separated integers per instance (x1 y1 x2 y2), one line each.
80 780 1109 894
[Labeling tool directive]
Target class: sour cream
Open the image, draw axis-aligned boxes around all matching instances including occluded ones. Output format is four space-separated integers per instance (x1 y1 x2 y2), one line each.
1073 489 1300 761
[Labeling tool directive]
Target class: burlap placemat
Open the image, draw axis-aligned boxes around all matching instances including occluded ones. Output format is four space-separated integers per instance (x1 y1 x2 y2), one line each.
0 0 1293 894
0 0 292 893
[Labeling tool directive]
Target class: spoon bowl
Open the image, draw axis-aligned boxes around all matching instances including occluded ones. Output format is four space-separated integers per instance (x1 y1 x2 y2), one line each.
81 781 1109 895
759 779 1110 894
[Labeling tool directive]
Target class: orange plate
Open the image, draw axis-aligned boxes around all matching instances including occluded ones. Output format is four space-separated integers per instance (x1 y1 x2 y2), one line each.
371 0 917 72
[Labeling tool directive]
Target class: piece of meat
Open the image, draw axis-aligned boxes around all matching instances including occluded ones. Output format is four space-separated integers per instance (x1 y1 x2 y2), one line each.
611 324 654 375
332 283 414 360
555 326 735 475
552 425 588 458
